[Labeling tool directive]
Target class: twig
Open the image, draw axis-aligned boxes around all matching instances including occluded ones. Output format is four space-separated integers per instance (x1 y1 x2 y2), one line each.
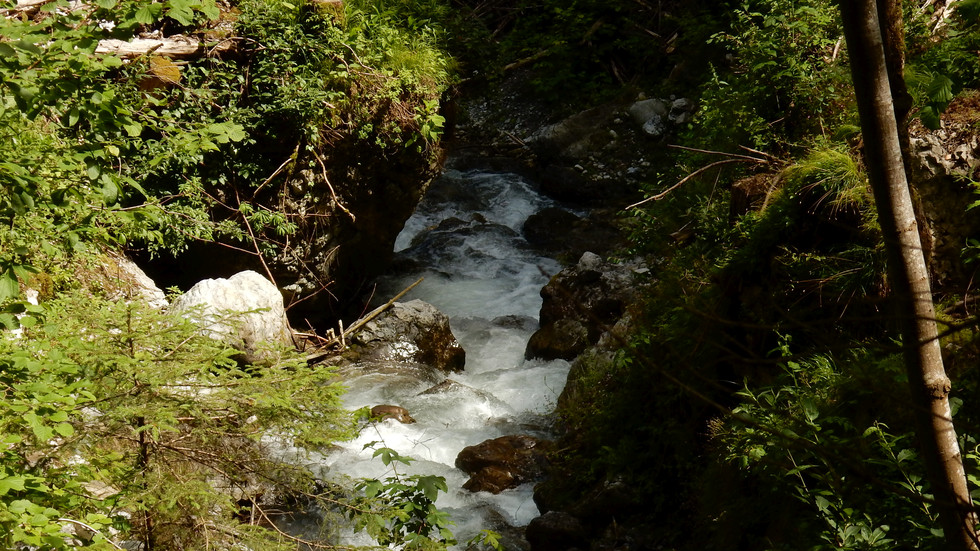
341 277 424 338
503 130 528 147
502 48 553 72
313 150 356 223
252 502 348 549
738 144 783 164
58 518 125 550
234 189 278 287
252 144 300 197
667 143 772 163
626 159 749 209
304 277 423 361
830 36 844 62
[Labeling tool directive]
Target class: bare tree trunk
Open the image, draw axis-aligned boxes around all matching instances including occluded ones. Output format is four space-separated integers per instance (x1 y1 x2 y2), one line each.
838 1 978 549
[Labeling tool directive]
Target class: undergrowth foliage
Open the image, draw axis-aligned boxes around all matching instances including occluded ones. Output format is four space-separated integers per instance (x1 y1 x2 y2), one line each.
0 0 465 547
0 0 455 306
1 290 354 549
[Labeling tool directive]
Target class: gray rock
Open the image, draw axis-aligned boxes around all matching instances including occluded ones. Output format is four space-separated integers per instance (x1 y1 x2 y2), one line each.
526 105 618 161
641 114 667 137
98 252 168 309
351 299 465 373
171 270 294 364
526 254 648 362
909 132 980 287
627 98 668 125
577 251 603 271
668 97 694 124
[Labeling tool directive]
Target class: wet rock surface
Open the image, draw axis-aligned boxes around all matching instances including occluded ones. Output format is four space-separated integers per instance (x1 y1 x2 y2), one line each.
526 252 648 360
369 404 416 424
525 511 587 551
451 70 693 209
522 207 626 258
348 299 465 373
455 434 551 494
909 124 980 288
525 318 590 361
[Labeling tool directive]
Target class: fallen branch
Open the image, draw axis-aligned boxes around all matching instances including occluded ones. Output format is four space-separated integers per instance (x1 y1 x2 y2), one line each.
95 36 237 59
502 48 553 72
304 277 423 361
667 143 773 163
626 145 776 210
58 518 125 550
3 0 50 15
627 159 749 209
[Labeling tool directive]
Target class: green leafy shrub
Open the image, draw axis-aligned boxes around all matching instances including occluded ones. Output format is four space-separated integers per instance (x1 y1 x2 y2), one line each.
1 290 353 549
695 0 851 151
347 443 455 551
714 343 956 550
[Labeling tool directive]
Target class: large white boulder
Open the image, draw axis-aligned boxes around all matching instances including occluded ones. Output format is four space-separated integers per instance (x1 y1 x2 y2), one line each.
171 270 294 364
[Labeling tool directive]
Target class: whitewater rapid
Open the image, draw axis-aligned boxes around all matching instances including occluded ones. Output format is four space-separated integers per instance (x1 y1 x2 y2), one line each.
325 168 571 544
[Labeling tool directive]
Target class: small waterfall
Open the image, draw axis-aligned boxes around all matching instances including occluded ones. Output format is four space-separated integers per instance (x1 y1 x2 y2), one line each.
324 168 570 544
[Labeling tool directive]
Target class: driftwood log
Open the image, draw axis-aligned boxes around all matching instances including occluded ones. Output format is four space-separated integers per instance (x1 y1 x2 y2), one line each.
8 0 345 60
95 36 237 59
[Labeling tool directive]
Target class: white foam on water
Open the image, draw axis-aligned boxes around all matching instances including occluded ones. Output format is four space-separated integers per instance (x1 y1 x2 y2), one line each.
323 170 570 547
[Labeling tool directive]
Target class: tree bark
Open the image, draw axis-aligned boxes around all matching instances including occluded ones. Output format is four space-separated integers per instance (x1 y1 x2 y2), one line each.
838 1 978 549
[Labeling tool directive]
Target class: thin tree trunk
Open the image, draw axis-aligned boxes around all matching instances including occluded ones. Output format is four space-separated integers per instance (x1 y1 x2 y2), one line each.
838 1 978 549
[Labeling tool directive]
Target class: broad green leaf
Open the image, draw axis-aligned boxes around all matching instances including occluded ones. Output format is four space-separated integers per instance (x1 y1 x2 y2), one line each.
927 74 954 105
67 106 79 127
23 412 54 441
0 268 20 301
920 105 941 130
0 476 27 496
15 39 42 55
18 315 38 328
199 0 219 20
801 396 819 422
0 313 19 330
363 479 383 498
165 0 196 26
86 162 101 180
54 422 74 437
135 3 164 25
123 122 142 137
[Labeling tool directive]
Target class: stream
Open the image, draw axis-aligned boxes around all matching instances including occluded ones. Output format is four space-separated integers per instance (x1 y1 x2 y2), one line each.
322 167 571 546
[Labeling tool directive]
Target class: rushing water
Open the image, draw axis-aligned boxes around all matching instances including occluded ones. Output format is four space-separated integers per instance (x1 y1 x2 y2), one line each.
322 168 570 545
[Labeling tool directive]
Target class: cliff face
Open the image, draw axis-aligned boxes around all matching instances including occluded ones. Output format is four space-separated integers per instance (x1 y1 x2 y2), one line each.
270 132 445 323
130 0 453 325
908 94 980 290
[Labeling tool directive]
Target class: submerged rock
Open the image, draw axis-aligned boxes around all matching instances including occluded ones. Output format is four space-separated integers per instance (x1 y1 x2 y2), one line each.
171 270 294 364
524 319 590 361
370 404 416 424
456 434 551 494
525 511 586 551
